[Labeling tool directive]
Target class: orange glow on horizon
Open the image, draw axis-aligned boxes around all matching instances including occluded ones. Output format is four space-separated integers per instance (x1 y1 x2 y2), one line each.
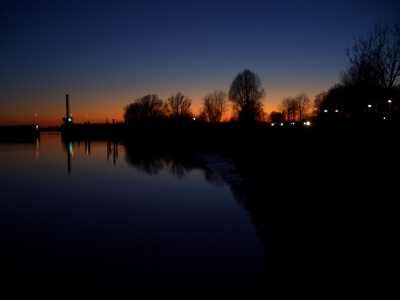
0 91 318 127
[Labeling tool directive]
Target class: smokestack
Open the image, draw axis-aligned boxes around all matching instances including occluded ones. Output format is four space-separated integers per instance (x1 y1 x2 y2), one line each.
66 94 69 118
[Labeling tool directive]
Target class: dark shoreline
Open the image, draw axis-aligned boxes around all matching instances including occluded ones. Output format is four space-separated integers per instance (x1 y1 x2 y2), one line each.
198 125 399 297
187 124 399 297
0 125 40 140
4 123 398 296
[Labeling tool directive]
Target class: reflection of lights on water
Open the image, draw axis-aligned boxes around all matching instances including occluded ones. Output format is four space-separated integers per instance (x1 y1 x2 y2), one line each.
69 142 74 156
36 138 40 159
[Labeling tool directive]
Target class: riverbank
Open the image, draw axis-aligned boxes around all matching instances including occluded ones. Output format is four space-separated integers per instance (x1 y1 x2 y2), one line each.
196 126 399 297
40 122 399 296
196 151 290 297
0 125 40 140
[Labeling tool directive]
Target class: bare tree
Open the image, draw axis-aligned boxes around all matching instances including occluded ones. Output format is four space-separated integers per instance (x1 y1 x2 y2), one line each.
202 90 228 122
313 91 327 115
295 93 312 121
166 92 193 121
196 110 208 122
278 97 297 121
228 69 266 122
341 17 400 90
269 111 284 123
124 94 166 123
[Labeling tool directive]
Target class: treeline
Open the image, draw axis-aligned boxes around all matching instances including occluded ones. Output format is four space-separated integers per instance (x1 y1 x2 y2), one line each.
270 17 400 126
123 93 193 123
124 69 267 124
124 17 400 127
270 93 312 123
313 18 400 126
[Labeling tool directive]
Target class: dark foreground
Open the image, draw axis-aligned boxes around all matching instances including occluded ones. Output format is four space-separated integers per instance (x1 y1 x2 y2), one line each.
59 122 399 297
224 125 399 297
3 122 398 297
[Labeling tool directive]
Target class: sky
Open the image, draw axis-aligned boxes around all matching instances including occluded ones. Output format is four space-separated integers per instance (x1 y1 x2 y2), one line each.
1 0 399 127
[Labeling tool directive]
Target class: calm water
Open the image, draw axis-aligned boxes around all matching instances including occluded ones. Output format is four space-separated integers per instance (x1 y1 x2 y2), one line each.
0 132 263 297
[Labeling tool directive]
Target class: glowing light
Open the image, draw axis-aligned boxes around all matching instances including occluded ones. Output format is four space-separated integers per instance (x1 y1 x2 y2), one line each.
68 142 74 156
388 100 392 103
335 110 339 112
324 109 328 112
368 104 372 108
280 123 283 126
271 123 275 126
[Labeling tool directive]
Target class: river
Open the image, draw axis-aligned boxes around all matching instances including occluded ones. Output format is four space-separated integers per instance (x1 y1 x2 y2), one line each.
0 132 264 298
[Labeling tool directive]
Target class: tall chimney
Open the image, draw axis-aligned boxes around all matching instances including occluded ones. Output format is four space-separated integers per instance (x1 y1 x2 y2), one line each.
66 94 69 119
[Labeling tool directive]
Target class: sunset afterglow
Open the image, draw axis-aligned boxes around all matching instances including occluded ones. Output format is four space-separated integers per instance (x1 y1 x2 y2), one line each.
1 1 398 127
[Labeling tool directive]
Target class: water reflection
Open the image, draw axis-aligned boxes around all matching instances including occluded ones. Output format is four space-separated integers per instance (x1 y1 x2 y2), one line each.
85 139 90 155
62 140 73 173
107 139 118 164
0 133 264 298
123 141 225 186
35 138 40 159
61 138 225 187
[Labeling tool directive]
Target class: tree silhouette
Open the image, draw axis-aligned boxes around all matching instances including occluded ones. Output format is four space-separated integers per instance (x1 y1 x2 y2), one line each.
313 92 327 116
228 69 266 122
339 17 400 119
201 90 228 122
341 17 400 90
166 92 193 121
295 93 312 121
124 94 166 123
314 83 363 122
279 97 297 121
269 111 284 123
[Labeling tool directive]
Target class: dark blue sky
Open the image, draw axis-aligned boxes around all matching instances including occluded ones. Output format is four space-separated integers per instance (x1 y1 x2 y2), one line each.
1 0 399 126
